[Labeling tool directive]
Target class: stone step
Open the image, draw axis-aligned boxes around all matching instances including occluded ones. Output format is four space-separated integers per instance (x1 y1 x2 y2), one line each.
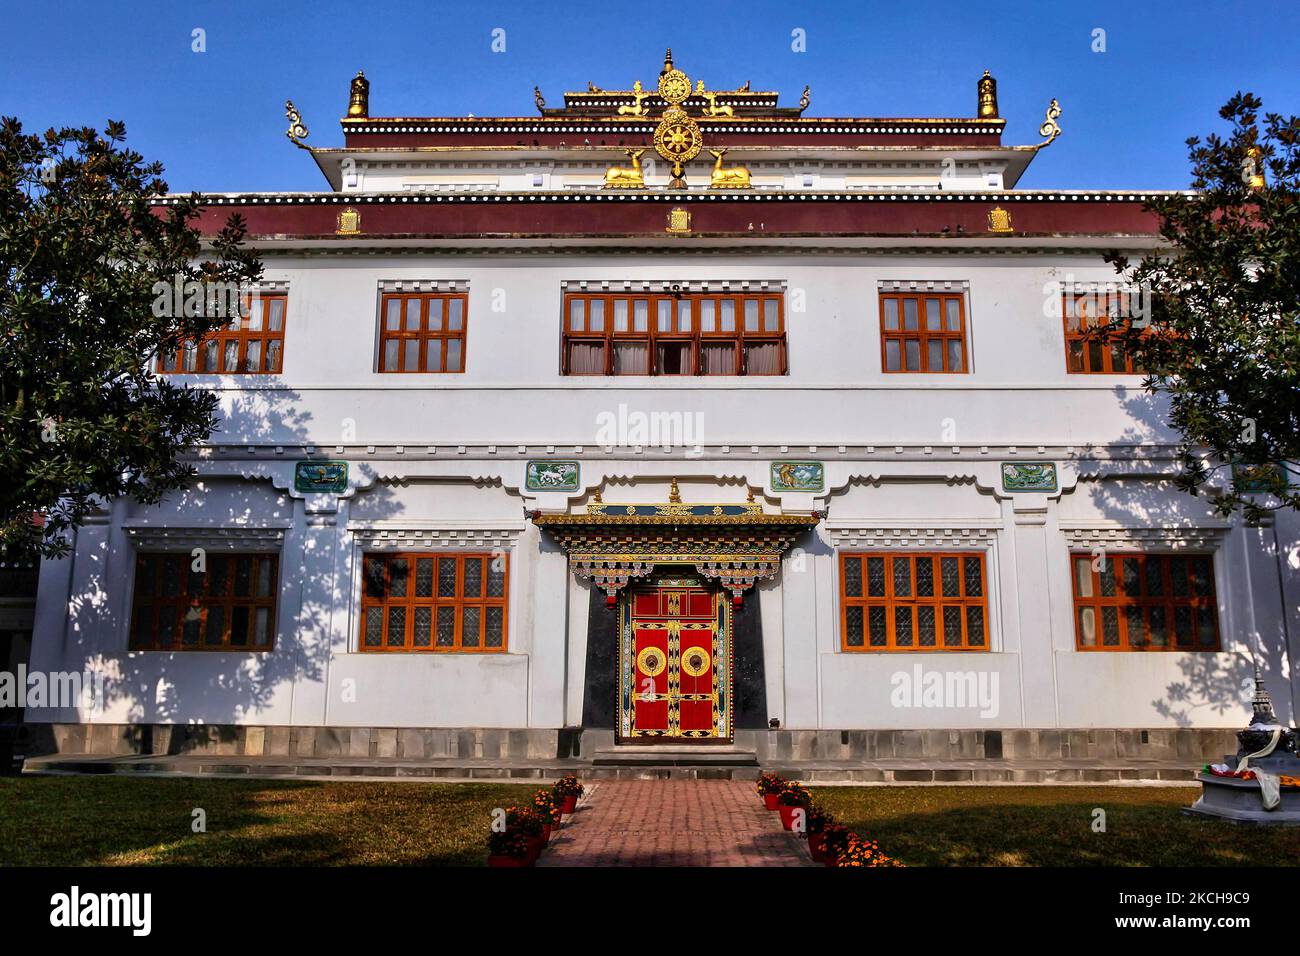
591 746 760 767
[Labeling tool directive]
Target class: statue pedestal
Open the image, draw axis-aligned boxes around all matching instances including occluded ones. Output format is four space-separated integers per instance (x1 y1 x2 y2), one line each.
1185 772 1300 825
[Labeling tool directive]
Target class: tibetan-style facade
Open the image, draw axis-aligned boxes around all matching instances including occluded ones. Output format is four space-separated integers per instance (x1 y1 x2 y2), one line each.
24 54 1299 765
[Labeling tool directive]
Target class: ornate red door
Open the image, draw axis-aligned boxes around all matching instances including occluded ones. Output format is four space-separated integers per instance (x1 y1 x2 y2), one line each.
620 578 731 740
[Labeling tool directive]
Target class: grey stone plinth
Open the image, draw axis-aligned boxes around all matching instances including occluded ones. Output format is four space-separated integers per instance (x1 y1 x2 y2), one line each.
1184 774 1300 825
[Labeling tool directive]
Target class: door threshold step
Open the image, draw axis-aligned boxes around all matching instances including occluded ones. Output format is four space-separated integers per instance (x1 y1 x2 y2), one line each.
591 747 759 767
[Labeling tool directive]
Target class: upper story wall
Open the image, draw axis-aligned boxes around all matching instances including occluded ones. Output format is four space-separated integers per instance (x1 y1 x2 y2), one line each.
166 250 1179 450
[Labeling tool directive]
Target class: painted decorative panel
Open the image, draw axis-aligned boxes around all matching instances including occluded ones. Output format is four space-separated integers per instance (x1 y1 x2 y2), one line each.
525 459 580 492
294 461 348 494
1000 462 1057 494
770 460 824 493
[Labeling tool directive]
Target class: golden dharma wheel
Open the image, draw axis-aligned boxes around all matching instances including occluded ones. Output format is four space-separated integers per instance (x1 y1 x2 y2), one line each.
658 68 692 105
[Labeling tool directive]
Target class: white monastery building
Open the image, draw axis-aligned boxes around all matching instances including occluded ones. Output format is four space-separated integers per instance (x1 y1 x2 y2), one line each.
23 54 1300 770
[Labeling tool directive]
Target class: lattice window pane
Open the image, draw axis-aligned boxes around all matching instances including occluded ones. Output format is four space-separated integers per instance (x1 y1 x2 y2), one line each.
415 558 434 597
966 606 985 646
485 607 504 647
461 607 481 647
1144 556 1165 596
206 606 226 646
230 607 249 646
867 557 886 597
463 558 483 598
487 560 506 597
1170 558 1190 597
917 606 936 646
894 606 913 646
915 557 934 597
436 607 455 646
413 607 432 647
1121 557 1142 598
364 557 386 598
1190 556 1213 597
893 557 912 597
1102 607 1120 646
843 557 862 598
868 607 887 646
1149 606 1168 647
388 558 408 598
1124 606 1146 647
1173 606 1193 646
845 606 864 647
943 606 963 646
941 557 960 597
438 557 457 597
963 557 983 597
1196 609 1218 647
387 607 406 647
1099 561 1117 597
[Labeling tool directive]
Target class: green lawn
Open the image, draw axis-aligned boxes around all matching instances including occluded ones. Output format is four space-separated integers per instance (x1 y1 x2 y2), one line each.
0 776 538 866
813 785 1300 867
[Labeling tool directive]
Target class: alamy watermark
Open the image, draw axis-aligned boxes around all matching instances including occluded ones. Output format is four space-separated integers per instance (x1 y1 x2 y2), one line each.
0 666 106 712
890 663 1000 718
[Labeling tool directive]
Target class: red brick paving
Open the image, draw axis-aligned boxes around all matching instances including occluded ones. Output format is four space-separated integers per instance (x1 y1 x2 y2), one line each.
537 780 816 867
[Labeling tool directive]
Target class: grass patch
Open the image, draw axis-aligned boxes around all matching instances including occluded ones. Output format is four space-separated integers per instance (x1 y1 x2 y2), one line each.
0 776 538 866
813 785 1300 867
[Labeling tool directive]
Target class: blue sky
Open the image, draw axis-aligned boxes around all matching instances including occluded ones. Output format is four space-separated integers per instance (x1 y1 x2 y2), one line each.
3 0 1297 192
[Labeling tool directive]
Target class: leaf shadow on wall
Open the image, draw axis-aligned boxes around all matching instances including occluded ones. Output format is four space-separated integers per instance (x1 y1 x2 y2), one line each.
1083 387 1289 729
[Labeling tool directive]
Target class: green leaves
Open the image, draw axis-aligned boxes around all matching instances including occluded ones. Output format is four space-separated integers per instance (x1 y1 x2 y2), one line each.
0 117 262 560
1100 94 1300 522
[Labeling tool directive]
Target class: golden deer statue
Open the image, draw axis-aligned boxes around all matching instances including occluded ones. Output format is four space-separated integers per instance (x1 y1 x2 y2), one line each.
708 148 751 189
604 148 648 188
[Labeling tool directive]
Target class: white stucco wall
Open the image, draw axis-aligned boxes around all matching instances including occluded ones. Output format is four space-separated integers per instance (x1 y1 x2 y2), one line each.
25 250 1300 731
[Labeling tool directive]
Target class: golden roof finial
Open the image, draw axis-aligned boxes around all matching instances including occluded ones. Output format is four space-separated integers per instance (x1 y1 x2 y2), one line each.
348 70 370 118
669 476 681 503
663 48 674 73
977 70 998 119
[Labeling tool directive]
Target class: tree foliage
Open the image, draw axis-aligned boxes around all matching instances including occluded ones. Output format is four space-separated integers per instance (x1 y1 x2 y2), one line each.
0 118 261 561
1102 93 1300 523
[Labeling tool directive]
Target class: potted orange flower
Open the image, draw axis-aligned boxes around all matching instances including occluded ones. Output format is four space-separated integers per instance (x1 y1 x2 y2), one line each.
755 772 787 810
554 774 584 814
820 823 854 867
505 805 547 861
804 803 834 861
776 782 812 831
486 829 532 867
533 788 561 840
836 834 905 867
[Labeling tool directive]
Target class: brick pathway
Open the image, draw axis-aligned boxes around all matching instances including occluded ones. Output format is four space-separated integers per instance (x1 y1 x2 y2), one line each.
537 780 816 867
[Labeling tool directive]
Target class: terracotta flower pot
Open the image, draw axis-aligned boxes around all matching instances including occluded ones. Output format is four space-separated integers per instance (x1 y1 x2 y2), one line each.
542 824 552 842
560 795 578 814
808 832 827 860
763 793 781 810
488 854 532 868
525 835 545 859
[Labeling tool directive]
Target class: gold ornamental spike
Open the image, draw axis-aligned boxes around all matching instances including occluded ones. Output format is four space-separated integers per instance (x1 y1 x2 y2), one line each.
1035 98 1062 149
285 100 312 151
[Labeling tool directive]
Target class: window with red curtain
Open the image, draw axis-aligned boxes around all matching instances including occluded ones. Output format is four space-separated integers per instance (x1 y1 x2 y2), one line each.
562 291 786 376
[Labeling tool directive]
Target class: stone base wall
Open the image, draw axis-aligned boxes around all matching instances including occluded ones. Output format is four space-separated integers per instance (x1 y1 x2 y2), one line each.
23 724 569 761
24 723 1239 764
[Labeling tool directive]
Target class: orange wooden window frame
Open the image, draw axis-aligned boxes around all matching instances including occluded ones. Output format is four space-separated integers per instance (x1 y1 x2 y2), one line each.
839 551 989 651
1070 552 1220 651
1062 291 1144 374
129 552 279 651
359 552 508 652
879 291 969 373
561 291 787 376
157 294 287 375
377 293 469 373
